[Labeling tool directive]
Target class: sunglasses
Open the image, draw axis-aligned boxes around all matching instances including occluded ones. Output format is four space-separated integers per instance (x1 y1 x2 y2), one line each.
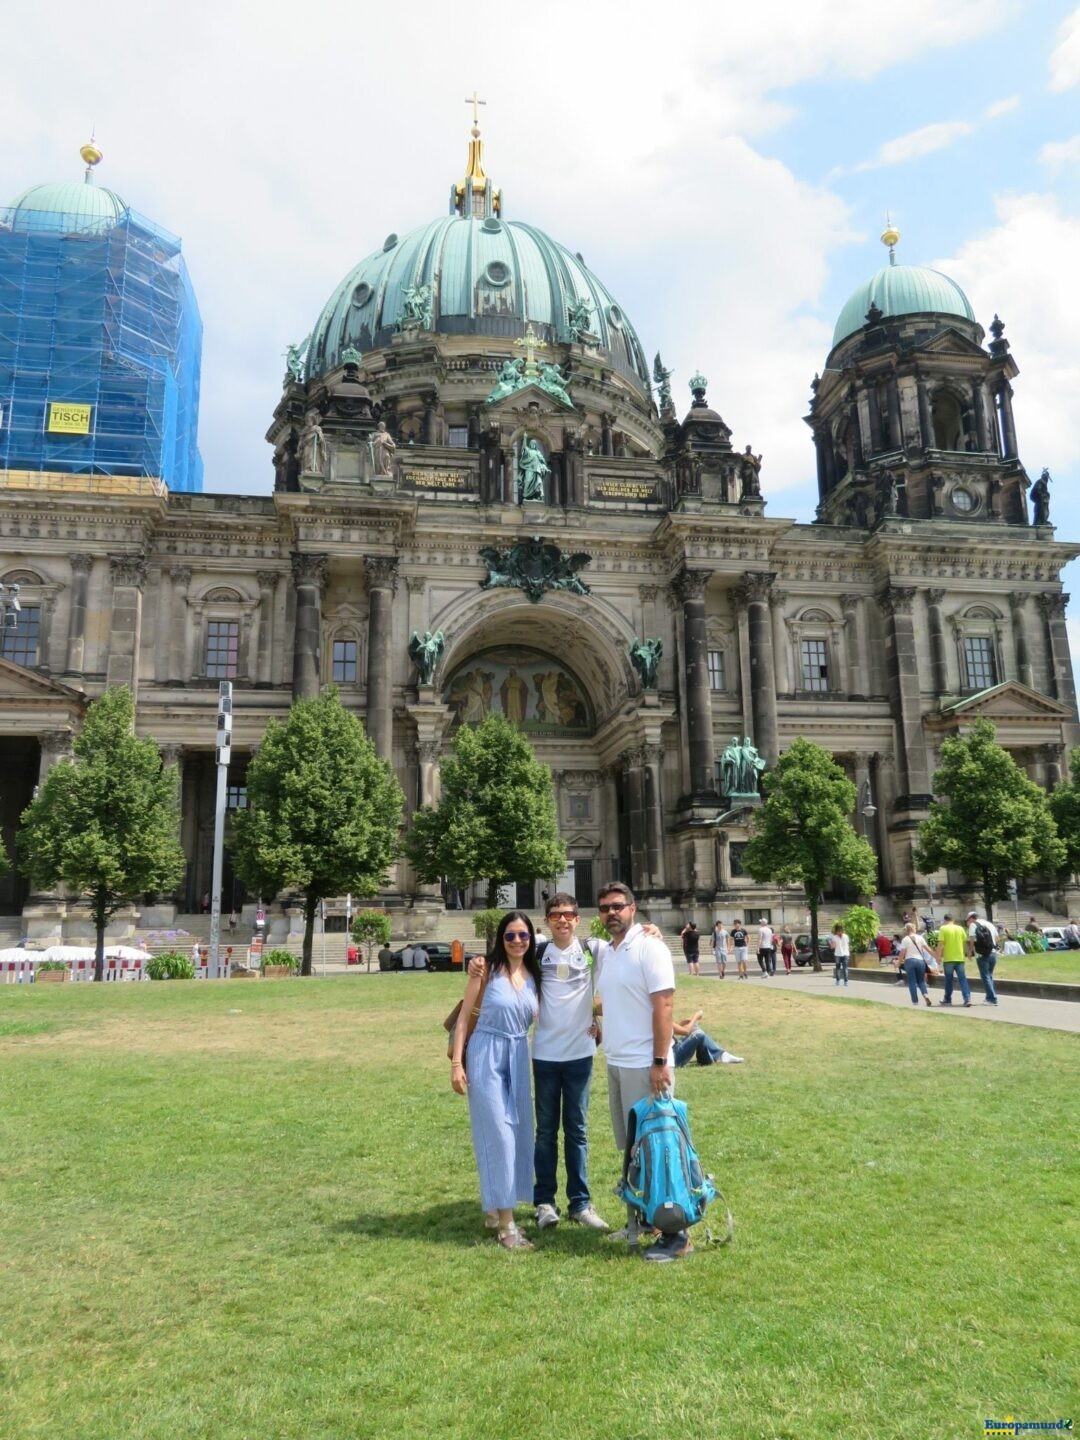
548 910 579 921
503 930 531 941
598 901 630 913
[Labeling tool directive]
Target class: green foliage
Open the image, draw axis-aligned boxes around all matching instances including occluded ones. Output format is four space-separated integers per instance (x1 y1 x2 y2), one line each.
17 688 185 982
260 949 298 973
145 951 196 980
589 916 611 942
1015 930 1045 954
743 737 877 970
405 713 565 909
472 909 506 945
230 688 403 975
923 929 939 951
913 719 1065 921
35 959 68 974
1048 746 1080 874
839 904 879 953
352 910 391 971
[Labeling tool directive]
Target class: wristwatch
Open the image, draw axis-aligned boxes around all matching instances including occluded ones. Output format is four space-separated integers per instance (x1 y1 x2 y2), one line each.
652 1057 666 1067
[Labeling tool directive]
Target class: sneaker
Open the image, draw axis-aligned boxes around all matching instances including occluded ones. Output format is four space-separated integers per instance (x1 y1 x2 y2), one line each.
642 1231 693 1263
963 1002 973 1008
569 1205 610 1232
535 1203 560 1230
609 1221 648 1245
720 1052 745 1064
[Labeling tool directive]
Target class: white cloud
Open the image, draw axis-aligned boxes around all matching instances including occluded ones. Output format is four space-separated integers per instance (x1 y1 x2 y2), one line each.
984 94 1021 118
1040 134 1080 168
1049 6 1080 90
860 120 975 172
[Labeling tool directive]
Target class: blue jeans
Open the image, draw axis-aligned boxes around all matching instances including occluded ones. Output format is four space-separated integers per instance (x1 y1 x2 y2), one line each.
976 951 998 1002
834 956 848 984
943 961 971 1004
673 1028 725 1067
903 956 929 1003
532 1055 593 1213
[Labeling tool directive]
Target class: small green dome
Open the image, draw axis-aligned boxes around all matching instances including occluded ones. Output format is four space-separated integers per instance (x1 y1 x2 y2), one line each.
832 263 976 348
306 214 650 396
6 179 128 234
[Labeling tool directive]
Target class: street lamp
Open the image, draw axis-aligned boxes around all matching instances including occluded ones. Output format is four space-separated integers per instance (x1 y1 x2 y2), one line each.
208 681 232 980
859 779 876 821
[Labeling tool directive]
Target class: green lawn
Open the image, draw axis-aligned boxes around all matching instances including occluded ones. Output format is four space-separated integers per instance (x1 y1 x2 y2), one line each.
1 976 1077 1440
847 948 1080 986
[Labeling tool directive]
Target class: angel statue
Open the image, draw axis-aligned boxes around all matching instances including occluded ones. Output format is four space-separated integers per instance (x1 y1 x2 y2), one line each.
629 637 663 691
398 284 433 331
567 295 595 341
486 357 526 404
652 353 674 414
538 360 573 408
284 341 306 384
408 629 445 685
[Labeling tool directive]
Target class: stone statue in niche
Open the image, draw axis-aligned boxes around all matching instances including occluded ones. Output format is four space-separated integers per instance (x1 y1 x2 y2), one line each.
739 445 762 497
408 629 445 685
301 418 327 475
369 421 397 476
629 638 663 690
1030 468 1051 526
518 438 550 503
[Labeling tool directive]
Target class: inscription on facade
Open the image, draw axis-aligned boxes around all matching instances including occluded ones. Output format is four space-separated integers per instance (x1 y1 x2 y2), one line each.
592 479 660 501
401 469 472 491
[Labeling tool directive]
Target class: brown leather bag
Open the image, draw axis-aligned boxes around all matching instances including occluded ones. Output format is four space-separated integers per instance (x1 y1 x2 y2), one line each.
444 964 488 1062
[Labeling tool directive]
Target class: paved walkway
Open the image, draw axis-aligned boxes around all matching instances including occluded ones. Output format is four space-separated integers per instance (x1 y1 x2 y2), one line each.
716 969 1080 1035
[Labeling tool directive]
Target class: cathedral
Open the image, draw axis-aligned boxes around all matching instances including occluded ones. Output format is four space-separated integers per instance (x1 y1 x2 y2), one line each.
1 121 1077 938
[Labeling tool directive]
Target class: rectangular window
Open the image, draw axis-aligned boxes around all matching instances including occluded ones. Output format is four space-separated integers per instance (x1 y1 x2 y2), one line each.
800 638 829 692
332 639 358 683
1 604 40 666
206 620 239 679
447 426 469 449
226 785 247 810
745 908 772 925
707 650 726 691
963 636 997 690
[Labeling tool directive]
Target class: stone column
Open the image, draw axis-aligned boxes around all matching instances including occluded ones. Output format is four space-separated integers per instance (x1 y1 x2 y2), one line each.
671 568 717 802
38 729 74 783
737 572 779 766
1037 593 1076 715
840 593 866 697
365 557 399 761
643 741 667 891
916 375 933 450
866 382 884 454
998 384 1018 459
973 381 991 452
872 752 896 891
64 553 94 675
290 553 328 700
169 567 193 682
878 585 930 801
1008 592 1034 688
1042 743 1065 789
601 766 620 882
848 391 864 469
925 589 949 697
256 571 280 685
106 554 148 694
886 372 903 450
623 749 647 892
770 588 790 693
153 567 172 683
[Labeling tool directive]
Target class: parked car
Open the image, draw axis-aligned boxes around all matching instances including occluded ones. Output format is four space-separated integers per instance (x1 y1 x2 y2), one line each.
1041 926 1067 951
385 942 458 972
793 934 834 968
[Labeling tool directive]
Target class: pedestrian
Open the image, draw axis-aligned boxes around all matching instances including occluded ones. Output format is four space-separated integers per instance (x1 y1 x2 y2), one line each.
896 923 933 1007
779 928 794 974
680 920 701 976
829 921 850 986
757 918 776 976
201 891 210 914
592 882 684 1262
730 919 750 979
711 918 729 978
227 910 237 936
934 913 972 1007
451 911 541 1251
966 910 999 1006
673 1010 744 1065
412 942 429 971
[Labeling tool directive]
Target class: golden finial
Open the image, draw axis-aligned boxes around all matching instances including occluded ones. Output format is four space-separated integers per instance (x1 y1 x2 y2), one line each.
80 133 103 182
881 213 900 264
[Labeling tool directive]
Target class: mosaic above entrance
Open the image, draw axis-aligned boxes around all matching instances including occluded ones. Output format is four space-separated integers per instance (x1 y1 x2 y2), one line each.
444 647 593 735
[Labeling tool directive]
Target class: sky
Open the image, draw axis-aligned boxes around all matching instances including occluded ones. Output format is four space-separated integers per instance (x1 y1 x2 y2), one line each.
3 0 1079 638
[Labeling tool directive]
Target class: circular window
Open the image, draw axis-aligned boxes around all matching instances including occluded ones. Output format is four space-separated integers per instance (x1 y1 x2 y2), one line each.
483 260 511 287
951 487 976 513
351 282 372 308
382 233 398 252
482 217 502 233
607 304 623 329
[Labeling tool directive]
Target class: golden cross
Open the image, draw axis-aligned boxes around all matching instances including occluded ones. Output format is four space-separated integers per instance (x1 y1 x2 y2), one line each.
465 91 486 129
514 324 547 377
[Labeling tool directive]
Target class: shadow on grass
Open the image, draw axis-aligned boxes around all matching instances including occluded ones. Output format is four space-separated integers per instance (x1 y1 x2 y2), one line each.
331 1201 640 1259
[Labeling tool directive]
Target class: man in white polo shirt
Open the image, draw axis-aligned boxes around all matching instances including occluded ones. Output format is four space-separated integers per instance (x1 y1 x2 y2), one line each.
593 881 683 1261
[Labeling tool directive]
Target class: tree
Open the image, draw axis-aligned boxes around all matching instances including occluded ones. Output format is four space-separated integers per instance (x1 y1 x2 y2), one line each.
1048 747 1080 878
352 910 391 972
913 718 1064 922
18 688 185 982
230 688 403 975
405 713 566 910
742 738 877 973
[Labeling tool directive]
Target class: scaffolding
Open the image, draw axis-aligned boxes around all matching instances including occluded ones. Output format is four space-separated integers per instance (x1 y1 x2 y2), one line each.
0 203 203 492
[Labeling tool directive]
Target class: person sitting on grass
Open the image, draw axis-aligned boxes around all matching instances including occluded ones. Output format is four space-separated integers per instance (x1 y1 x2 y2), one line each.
673 1010 744 1065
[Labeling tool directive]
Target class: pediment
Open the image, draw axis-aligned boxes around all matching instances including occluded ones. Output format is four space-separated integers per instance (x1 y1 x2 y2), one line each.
484 382 576 415
920 327 988 360
0 658 86 707
932 681 1071 726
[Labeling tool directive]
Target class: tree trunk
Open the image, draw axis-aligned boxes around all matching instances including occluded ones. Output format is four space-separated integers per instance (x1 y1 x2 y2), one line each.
486 878 499 910
301 894 317 976
809 897 822 973
94 898 107 983
982 871 995 923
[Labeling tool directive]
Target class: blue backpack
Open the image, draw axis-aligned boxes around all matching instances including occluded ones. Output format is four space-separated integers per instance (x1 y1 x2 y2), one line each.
618 1093 716 1234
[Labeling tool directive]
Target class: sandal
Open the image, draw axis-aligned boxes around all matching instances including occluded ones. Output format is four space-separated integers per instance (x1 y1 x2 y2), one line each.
497 1226 534 1251
484 1211 499 1229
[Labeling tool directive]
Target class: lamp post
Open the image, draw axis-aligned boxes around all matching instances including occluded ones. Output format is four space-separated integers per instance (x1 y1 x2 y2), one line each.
208 681 232 980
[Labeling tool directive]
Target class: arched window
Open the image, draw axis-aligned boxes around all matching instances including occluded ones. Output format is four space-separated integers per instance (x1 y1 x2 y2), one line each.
952 605 1004 692
931 390 964 450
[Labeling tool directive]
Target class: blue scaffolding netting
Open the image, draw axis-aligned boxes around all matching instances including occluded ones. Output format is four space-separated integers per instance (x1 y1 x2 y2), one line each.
0 203 203 492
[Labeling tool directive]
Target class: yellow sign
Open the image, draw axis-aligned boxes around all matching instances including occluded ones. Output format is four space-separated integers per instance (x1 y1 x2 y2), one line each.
594 480 657 500
47 402 93 435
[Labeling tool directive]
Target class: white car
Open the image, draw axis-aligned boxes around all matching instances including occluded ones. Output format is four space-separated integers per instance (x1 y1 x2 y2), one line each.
1041 926 1067 951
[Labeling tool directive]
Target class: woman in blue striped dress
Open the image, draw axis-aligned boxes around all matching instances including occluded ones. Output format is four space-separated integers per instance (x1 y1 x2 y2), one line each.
451 911 541 1251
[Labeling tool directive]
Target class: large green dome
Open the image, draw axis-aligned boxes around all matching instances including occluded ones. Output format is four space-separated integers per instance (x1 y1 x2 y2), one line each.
6 179 128 235
832 262 976 349
306 214 651 396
